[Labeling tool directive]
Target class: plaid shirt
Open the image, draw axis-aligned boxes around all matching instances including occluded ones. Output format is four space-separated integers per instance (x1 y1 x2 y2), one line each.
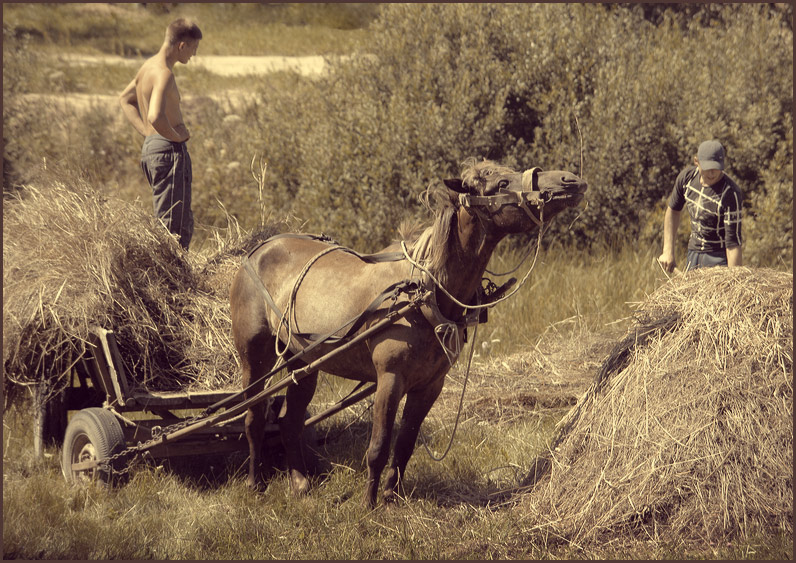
668 165 743 253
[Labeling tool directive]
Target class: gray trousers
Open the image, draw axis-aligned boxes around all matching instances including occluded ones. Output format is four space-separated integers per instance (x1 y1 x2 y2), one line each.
685 249 728 270
140 133 193 250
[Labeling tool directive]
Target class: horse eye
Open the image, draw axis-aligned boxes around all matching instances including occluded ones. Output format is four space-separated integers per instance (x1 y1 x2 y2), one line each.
498 179 509 189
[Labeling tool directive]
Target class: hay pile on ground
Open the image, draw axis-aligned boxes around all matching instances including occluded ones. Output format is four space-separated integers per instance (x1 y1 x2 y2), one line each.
3 179 281 407
516 266 793 545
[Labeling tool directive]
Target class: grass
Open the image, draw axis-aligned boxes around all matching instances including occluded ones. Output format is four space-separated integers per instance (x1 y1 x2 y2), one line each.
4 4 791 559
2 388 562 559
3 247 791 559
475 239 664 359
4 316 792 559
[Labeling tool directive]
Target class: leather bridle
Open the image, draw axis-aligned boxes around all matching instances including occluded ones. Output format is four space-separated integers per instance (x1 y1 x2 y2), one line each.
456 167 546 228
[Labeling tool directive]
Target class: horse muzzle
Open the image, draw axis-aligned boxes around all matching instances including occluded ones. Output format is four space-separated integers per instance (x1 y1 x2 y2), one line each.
527 169 588 207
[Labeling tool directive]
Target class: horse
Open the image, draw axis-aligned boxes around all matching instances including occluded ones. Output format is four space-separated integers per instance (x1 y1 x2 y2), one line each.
229 158 587 507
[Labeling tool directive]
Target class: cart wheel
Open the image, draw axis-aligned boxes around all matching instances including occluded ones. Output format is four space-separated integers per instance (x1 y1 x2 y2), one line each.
62 408 126 485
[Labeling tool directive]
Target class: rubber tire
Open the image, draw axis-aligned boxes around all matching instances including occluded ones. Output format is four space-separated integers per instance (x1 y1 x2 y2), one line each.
61 408 126 485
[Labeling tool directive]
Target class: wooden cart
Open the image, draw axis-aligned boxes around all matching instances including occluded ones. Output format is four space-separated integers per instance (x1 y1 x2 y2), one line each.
37 326 378 484
38 288 426 483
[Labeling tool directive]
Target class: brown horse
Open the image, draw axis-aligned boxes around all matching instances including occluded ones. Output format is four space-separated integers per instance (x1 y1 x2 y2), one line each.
229 159 587 507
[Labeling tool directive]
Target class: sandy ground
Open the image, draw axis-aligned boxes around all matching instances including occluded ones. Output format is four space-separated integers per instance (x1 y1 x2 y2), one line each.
17 53 333 114
59 53 331 77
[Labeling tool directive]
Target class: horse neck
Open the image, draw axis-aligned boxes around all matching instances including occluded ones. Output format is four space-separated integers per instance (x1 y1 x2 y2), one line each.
436 207 503 319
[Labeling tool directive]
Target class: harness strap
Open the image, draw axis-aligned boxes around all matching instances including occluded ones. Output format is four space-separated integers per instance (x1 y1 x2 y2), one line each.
418 289 480 334
457 166 546 228
244 256 419 345
205 273 418 416
418 286 481 365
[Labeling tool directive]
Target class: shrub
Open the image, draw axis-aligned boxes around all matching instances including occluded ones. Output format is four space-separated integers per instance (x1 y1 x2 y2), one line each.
240 3 791 259
4 4 792 264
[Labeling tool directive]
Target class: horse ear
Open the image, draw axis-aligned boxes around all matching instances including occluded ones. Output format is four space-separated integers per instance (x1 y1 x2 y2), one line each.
444 178 467 193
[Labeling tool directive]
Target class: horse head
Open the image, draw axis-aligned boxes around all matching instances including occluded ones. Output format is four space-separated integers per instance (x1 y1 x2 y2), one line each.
443 159 587 234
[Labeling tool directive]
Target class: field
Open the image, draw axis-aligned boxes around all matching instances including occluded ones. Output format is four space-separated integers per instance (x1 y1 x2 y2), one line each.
3 3 793 560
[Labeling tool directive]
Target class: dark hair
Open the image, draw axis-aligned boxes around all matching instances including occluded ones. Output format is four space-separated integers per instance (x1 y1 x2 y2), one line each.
166 18 202 45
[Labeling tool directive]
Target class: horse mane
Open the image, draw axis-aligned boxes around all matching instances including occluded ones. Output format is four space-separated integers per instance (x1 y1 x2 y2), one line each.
397 158 516 288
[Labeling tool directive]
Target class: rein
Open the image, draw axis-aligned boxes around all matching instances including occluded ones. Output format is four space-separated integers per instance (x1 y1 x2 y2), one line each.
400 221 544 314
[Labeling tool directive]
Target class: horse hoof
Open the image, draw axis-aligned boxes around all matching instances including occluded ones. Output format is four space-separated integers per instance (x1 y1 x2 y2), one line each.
289 472 311 496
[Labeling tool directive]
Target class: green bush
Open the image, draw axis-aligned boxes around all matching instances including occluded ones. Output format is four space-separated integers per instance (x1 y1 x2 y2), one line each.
4 4 792 265
240 3 791 260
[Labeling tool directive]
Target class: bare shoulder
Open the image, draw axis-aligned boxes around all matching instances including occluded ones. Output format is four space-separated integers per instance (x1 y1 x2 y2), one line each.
136 58 175 89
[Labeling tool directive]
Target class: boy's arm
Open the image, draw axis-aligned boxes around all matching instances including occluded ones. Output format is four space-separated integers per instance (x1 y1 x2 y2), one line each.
119 78 148 137
147 70 188 142
658 206 681 273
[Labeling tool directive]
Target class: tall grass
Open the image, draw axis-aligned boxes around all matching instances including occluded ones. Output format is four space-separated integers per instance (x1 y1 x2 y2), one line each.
472 240 664 359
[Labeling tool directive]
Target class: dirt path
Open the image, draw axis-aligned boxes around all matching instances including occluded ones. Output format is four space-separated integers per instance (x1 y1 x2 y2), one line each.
59 53 332 77
19 54 335 114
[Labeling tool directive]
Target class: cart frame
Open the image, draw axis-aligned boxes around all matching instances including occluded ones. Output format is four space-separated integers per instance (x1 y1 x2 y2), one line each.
54 291 428 481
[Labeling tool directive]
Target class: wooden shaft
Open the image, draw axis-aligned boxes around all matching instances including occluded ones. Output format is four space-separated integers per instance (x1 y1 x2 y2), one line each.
133 293 428 453
304 383 377 427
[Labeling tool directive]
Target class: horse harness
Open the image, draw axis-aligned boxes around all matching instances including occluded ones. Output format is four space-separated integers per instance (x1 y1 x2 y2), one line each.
457 167 563 228
242 233 485 350
240 168 549 365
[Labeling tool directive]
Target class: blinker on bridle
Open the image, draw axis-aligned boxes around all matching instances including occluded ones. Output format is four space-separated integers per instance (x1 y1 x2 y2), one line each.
457 167 545 227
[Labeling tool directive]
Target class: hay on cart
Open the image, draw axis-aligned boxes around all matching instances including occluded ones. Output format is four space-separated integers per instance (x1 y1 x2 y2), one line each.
3 178 286 408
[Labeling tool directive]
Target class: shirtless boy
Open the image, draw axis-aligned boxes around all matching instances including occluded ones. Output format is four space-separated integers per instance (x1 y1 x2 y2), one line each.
119 18 202 250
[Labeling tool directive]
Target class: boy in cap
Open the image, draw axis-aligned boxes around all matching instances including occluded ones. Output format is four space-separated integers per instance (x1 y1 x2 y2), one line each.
119 18 202 250
658 140 743 272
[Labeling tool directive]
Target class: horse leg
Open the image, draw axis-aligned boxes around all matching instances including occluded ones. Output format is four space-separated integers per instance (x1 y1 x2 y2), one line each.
241 332 277 490
364 372 404 508
280 369 318 495
382 377 444 502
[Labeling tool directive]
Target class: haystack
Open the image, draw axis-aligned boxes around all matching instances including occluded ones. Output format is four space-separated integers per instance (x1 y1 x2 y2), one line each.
517 267 793 544
3 178 281 407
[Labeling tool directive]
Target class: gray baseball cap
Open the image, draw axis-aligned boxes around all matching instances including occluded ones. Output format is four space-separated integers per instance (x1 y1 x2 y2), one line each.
697 140 725 170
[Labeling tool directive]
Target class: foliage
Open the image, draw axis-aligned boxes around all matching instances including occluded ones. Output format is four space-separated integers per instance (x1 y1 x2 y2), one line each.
2 2 157 56
3 3 792 261
1 3 379 56
236 3 792 260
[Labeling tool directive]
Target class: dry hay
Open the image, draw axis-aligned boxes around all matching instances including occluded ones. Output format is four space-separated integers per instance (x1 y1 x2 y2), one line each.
516 266 793 545
3 178 285 407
